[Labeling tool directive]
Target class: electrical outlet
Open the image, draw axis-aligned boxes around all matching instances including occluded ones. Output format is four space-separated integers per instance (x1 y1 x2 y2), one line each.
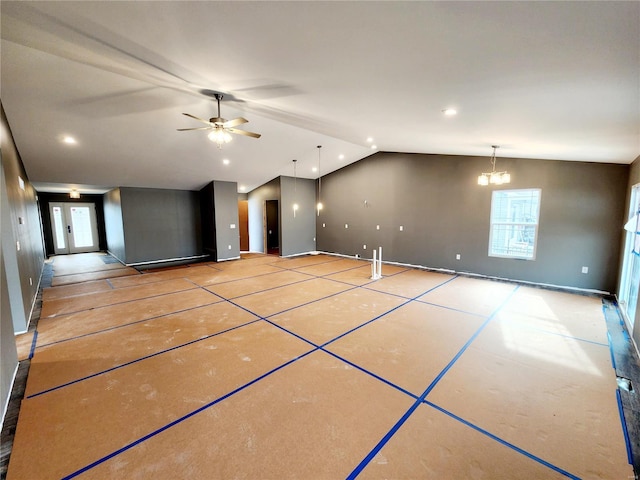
230 224 236 229
376 225 380 230
228 245 232 250
581 266 588 274
399 225 403 231
345 224 349 229
363 245 367 249
456 254 461 260
322 223 326 228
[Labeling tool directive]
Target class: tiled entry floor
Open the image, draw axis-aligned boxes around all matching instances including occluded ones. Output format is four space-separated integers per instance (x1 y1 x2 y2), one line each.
7 253 635 479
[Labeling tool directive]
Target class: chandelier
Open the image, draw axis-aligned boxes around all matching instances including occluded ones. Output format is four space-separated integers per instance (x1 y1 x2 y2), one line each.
478 145 510 186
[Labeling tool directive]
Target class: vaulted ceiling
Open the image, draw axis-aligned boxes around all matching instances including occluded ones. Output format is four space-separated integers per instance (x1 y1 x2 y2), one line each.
1 1 638 194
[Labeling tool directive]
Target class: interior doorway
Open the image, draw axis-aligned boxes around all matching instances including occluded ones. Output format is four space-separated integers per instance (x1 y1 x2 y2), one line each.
265 199 279 255
238 200 249 252
49 202 100 255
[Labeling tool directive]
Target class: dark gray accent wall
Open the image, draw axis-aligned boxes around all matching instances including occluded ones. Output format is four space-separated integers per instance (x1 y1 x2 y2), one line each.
213 181 240 261
118 187 201 264
104 188 126 263
248 178 280 253
317 152 627 293
280 176 317 256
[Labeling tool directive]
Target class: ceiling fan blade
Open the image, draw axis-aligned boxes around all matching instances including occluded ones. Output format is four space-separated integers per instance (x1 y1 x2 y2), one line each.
224 117 249 128
182 113 213 125
177 127 212 131
227 128 261 139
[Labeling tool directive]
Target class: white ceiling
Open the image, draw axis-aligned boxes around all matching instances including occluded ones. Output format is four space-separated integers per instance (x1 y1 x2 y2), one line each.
1 1 639 194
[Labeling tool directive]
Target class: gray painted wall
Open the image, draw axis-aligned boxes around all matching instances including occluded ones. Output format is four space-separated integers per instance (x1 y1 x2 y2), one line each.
317 152 627 293
213 180 240 261
119 187 201 264
1 158 18 424
248 178 280 253
280 176 317 257
104 188 126 263
1 104 44 332
1 103 44 424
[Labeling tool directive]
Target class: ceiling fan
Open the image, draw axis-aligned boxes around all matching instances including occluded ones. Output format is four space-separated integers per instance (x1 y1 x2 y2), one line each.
178 93 261 148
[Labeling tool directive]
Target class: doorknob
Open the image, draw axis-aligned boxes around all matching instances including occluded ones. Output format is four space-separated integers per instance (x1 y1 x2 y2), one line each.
67 225 71 233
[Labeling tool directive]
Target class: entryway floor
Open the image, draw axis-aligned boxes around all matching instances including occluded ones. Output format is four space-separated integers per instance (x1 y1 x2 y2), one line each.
5 252 638 479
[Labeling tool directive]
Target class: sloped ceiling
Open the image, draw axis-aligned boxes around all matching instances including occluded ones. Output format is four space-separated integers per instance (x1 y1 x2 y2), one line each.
1 1 638 194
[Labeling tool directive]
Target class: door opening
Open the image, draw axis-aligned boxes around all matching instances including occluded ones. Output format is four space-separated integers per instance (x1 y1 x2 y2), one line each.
239 200 249 252
265 200 279 255
50 202 100 255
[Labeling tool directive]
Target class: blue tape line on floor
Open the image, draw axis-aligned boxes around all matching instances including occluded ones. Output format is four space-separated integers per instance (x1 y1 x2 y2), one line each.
36 300 221 349
424 401 581 479
106 278 115 289
27 319 262 399
226 276 317 300
346 284 519 479
43 286 200 319
60 348 317 480
616 388 634 465
414 298 488 318
320 348 419 401
608 331 617 370
28 330 38 359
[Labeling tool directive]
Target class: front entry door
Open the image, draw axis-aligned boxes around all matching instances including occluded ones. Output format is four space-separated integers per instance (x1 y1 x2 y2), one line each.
50 202 100 254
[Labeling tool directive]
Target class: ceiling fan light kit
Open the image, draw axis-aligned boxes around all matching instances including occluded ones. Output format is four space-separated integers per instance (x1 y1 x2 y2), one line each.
178 93 261 149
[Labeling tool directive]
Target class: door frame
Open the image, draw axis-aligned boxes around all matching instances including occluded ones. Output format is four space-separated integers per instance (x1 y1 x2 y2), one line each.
49 202 100 254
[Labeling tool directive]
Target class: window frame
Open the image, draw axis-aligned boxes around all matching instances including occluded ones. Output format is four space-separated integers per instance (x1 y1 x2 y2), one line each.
488 188 541 261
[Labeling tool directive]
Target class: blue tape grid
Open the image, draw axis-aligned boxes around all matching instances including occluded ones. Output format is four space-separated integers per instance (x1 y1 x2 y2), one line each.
60 348 318 480
26 318 262 399
41 255 601 479
35 297 221 350
53 267 459 478
424 401 581 479
346 284 521 479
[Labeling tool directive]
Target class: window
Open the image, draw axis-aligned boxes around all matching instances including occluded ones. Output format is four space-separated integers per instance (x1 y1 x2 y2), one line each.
489 188 541 260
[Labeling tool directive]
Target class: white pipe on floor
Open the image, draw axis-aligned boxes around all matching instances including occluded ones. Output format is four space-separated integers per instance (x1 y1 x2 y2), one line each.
371 249 377 279
371 247 382 280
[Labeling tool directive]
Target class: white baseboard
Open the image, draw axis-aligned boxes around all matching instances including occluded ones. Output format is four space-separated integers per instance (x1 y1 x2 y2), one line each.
315 250 609 295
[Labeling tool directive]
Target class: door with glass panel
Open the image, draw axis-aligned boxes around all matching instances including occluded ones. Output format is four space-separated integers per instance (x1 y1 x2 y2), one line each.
49 202 100 254
620 184 640 329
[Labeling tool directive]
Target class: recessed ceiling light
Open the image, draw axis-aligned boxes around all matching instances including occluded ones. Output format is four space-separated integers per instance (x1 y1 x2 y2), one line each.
239 185 246 192
442 108 457 116
312 166 318 172
223 159 230 165
366 137 374 143
62 136 77 144
371 145 377 150
338 154 345 160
